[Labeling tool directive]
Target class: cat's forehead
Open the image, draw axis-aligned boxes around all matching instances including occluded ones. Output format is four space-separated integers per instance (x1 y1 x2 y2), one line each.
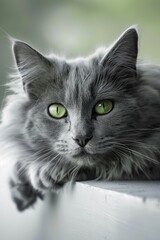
47 54 114 108
63 61 97 106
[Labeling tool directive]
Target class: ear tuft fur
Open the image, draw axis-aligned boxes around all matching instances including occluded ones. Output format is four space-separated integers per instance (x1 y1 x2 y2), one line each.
101 26 138 71
12 40 52 99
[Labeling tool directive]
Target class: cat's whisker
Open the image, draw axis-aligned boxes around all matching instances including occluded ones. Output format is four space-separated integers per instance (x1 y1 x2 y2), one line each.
70 165 81 181
27 149 51 161
114 142 159 166
40 154 63 183
123 140 160 156
118 127 160 134
98 139 159 168
17 149 55 178
100 139 159 154
33 150 54 163
49 155 65 179
113 147 151 179
20 150 55 174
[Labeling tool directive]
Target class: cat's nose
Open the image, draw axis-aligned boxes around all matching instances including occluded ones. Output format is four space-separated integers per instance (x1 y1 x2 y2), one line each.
72 135 93 147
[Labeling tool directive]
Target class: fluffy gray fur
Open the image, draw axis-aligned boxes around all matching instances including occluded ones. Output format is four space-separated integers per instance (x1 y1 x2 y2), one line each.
1 27 160 211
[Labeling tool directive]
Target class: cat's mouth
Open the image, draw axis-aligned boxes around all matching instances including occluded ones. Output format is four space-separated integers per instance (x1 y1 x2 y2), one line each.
72 149 89 158
69 148 97 166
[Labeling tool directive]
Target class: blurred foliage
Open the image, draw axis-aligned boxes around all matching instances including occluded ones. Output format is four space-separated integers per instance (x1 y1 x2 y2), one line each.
0 0 160 103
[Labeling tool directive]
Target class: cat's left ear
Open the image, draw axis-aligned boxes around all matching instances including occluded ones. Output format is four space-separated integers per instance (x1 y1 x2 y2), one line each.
13 40 52 99
101 26 138 73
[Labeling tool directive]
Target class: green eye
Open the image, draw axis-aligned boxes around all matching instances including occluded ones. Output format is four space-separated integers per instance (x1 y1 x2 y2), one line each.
95 100 113 115
48 103 67 119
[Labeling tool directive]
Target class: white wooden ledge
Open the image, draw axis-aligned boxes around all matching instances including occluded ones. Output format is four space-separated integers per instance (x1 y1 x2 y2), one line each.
1 166 160 240
38 181 160 240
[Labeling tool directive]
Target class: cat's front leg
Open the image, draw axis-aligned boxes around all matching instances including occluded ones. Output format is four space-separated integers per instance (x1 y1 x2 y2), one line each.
28 163 68 194
10 162 43 211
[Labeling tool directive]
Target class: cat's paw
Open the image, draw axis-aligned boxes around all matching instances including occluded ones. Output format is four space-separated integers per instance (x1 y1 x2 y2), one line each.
9 179 43 211
29 167 67 193
35 174 66 193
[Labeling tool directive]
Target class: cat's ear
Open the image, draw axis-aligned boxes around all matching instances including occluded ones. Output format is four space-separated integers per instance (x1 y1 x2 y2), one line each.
13 40 51 99
101 27 138 75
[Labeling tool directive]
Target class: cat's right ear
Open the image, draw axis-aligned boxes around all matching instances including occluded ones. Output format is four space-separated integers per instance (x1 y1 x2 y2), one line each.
100 27 138 77
13 40 51 99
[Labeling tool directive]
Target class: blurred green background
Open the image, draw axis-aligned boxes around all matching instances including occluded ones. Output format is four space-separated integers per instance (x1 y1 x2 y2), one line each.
0 2 160 239
0 0 160 105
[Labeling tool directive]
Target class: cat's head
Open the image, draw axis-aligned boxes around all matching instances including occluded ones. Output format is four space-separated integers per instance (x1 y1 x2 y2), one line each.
13 27 139 167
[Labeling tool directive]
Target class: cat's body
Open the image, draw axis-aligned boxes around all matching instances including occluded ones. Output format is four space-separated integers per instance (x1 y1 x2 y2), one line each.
1 27 160 211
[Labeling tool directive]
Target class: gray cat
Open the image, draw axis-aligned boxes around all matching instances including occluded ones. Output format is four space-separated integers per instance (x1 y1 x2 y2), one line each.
1 26 160 211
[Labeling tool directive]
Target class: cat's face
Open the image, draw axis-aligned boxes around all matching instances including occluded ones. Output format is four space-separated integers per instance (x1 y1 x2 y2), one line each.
14 27 139 167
